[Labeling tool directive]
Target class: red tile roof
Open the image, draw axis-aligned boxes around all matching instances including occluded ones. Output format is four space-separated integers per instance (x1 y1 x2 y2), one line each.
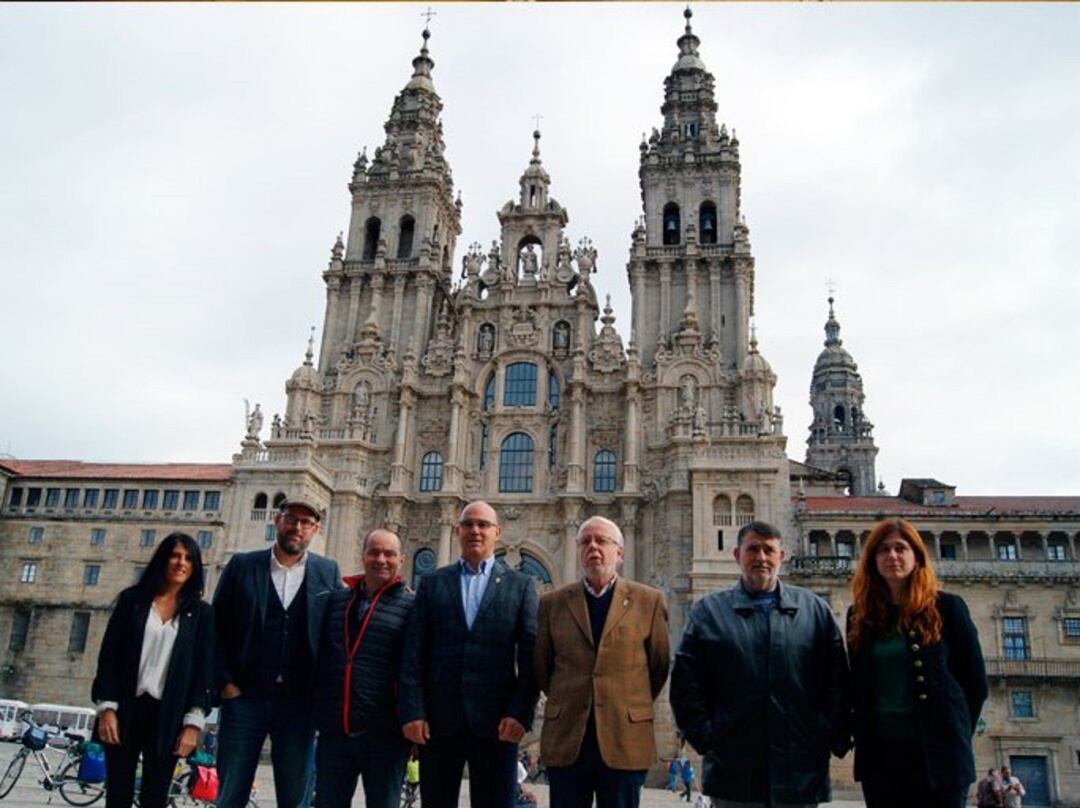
0 460 232 482
799 495 1080 516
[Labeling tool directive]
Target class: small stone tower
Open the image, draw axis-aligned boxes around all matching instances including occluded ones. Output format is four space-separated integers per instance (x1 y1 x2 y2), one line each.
806 296 878 495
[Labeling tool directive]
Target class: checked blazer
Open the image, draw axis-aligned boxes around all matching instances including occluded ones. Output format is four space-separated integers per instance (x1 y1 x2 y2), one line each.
398 558 539 739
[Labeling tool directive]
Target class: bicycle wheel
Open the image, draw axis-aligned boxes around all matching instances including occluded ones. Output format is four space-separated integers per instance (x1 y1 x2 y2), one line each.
57 760 105 806
0 750 27 799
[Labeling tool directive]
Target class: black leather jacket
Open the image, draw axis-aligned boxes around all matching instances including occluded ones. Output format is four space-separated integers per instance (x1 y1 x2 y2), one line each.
671 580 850 804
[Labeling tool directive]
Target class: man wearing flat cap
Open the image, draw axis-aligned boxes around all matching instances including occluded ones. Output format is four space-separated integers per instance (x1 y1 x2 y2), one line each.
213 496 343 808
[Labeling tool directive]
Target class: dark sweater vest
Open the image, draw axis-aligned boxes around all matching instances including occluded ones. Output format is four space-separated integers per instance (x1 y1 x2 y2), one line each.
586 584 615 649
253 576 311 699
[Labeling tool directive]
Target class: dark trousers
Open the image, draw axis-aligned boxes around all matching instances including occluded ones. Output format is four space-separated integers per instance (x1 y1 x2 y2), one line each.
546 724 646 808
104 695 176 808
216 694 314 808
419 727 517 808
860 737 968 808
315 731 408 808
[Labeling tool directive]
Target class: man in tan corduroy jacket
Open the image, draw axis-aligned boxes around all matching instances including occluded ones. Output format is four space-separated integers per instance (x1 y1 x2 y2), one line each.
535 515 670 808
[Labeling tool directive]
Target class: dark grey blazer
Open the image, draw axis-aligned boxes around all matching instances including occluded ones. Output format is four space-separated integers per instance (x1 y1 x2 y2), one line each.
211 547 342 698
398 558 539 739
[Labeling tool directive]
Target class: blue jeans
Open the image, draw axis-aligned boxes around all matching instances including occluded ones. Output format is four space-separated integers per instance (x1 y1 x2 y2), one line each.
216 695 314 808
315 731 408 808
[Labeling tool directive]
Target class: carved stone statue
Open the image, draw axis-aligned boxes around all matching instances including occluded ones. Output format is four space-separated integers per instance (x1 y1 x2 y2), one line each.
353 382 372 417
693 404 707 434
553 321 570 351
520 244 539 277
244 400 263 440
477 323 495 354
680 375 697 410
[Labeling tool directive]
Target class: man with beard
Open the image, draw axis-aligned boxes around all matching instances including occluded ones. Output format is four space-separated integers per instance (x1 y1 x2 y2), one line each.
213 497 342 808
670 521 849 808
534 516 670 808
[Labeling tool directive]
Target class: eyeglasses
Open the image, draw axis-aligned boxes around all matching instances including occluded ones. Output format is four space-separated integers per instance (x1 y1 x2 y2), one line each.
577 535 618 548
457 519 497 530
281 514 318 529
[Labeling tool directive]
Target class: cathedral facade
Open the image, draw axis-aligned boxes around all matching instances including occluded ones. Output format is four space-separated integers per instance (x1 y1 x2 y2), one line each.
229 13 789 634
2 11 1079 804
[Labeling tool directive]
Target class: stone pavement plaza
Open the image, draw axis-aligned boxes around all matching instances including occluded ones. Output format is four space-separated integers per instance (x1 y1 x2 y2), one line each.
0 742 873 807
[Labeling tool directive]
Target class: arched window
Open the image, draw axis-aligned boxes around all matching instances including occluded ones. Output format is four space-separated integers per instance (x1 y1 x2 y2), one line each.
735 494 755 526
412 547 437 589
253 492 268 510
397 215 415 259
519 552 553 587
419 451 444 492
593 449 617 493
699 201 717 244
504 362 538 406
362 217 381 260
548 370 560 410
272 492 287 511
499 432 535 492
833 404 846 431
712 494 732 526
483 373 496 412
663 203 681 246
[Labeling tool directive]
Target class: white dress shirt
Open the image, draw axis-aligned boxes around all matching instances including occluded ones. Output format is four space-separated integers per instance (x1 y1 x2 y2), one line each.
270 548 308 609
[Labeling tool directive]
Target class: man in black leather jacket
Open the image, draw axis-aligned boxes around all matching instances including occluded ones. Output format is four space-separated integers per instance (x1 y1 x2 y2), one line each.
671 521 850 807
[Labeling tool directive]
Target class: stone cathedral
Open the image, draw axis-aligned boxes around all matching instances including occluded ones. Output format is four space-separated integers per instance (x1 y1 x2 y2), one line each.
5 12 1079 800
228 12 822 631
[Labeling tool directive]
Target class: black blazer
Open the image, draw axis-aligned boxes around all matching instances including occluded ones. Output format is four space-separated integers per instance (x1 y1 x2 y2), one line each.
92 587 215 759
399 559 539 739
848 591 988 789
212 548 342 697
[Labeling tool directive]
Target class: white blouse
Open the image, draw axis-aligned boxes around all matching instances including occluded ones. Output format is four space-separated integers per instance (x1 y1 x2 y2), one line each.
96 604 205 729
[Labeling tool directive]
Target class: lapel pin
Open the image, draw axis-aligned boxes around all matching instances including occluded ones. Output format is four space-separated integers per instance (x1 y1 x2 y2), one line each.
623 599 629 607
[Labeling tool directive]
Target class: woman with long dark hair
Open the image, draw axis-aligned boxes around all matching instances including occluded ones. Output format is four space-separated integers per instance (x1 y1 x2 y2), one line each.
92 532 215 808
847 518 988 808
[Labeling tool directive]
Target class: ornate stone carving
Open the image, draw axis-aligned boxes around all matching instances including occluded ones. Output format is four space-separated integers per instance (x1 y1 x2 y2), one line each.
588 296 626 374
421 303 455 377
507 306 539 348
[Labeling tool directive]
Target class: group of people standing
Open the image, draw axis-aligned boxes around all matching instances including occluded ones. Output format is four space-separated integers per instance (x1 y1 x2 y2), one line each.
91 497 989 808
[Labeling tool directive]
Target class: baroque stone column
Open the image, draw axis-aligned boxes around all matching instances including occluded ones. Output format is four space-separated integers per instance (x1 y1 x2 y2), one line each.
659 263 672 337
561 499 583 586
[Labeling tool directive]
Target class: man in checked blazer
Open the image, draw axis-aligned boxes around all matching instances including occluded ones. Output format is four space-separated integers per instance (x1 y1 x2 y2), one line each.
535 515 671 808
399 500 539 808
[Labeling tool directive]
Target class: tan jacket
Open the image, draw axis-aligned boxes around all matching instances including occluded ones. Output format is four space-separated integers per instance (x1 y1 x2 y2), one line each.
535 577 670 770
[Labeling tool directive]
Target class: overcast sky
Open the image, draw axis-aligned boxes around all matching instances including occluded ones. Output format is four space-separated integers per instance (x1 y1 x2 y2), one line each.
2 3 1078 496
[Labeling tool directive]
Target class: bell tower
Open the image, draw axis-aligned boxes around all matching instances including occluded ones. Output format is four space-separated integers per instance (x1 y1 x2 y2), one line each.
320 25 462 374
806 296 879 495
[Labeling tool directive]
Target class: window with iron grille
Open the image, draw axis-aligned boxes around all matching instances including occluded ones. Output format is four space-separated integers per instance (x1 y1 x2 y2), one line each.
1002 617 1029 660
90 528 107 546
83 565 101 586
1009 690 1034 718
139 529 155 548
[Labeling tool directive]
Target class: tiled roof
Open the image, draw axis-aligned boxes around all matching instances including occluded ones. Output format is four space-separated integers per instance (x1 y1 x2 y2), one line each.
799 495 1080 516
0 460 233 482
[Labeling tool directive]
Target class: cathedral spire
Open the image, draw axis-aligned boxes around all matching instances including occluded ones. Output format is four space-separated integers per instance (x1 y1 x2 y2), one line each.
806 295 879 495
518 128 551 210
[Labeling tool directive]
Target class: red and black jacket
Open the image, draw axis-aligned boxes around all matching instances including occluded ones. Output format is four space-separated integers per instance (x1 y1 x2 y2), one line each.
314 575 414 737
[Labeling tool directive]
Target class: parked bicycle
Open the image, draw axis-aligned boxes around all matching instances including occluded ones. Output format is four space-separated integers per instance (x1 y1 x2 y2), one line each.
0 712 105 805
135 755 260 808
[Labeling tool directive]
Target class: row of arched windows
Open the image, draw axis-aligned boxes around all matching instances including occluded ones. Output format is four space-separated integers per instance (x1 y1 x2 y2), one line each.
418 442 618 494
362 215 417 261
252 492 287 511
662 201 717 246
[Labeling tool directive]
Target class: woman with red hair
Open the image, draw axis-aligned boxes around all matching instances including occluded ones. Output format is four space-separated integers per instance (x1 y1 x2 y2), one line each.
847 518 988 808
